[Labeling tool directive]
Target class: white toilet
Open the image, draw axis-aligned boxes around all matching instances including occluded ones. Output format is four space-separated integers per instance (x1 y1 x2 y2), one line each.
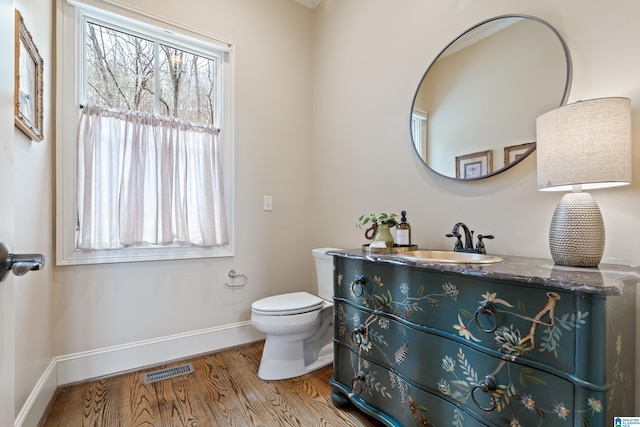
251 248 339 380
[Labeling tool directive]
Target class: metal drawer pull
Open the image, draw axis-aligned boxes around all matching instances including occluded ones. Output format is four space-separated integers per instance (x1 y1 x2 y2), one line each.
474 300 498 333
471 375 498 412
351 371 366 395
351 325 366 345
351 275 367 297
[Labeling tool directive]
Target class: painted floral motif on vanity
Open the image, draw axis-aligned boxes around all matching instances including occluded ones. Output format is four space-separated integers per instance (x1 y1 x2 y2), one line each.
335 266 610 426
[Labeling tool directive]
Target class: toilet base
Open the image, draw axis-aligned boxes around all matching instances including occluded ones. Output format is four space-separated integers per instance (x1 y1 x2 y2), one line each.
258 330 333 381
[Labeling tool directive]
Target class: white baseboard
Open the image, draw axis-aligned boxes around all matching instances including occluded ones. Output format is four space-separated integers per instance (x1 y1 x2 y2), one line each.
57 320 264 385
15 359 57 427
16 321 264 426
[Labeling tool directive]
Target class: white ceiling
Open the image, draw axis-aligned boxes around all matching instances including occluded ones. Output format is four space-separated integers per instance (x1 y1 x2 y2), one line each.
295 0 322 9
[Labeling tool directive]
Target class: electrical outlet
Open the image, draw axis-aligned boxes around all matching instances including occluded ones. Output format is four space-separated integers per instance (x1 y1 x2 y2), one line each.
263 195 273 211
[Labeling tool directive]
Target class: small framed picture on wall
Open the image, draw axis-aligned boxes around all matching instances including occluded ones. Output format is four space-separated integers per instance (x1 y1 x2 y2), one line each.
15 9 44 141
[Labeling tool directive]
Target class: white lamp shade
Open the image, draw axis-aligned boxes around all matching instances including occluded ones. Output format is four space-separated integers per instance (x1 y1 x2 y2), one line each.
536 97 632 191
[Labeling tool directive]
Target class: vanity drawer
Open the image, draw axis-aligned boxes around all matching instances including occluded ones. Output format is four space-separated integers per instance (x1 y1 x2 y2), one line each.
331 343 488 427
333 334 607 427
334 256 596 376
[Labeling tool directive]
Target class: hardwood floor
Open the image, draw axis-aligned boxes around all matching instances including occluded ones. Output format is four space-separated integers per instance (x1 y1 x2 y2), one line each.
40 341 384 426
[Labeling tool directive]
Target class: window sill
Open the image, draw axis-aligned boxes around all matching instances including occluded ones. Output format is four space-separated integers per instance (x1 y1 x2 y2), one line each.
56 244 233 265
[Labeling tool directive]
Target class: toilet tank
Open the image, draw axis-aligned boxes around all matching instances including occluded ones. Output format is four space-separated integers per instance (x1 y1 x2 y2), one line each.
312 248 340 301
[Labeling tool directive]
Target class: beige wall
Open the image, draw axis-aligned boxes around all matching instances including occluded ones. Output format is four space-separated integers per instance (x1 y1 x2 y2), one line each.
11 0 640 423
311 0 640 402
14 0 56 420
55 0 311 354
14 0 315 422
52 0 314 353
311 0 640 261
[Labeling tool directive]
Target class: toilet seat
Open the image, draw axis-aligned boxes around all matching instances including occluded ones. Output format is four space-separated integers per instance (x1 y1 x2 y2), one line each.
252 291 324 316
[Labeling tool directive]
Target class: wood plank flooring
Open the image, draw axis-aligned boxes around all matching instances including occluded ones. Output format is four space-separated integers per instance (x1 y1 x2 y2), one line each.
39 341 384 426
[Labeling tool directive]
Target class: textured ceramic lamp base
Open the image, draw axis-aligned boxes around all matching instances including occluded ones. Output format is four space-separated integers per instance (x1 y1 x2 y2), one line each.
549 192 605 267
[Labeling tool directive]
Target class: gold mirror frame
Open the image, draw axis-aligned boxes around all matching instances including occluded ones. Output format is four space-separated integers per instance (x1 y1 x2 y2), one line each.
14 10 44 141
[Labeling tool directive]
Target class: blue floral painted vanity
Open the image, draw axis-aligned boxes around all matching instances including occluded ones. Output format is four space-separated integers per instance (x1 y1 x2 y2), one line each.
329 250 638 426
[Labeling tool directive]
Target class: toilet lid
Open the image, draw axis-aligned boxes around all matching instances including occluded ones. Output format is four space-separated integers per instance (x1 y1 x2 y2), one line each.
252 292 324 315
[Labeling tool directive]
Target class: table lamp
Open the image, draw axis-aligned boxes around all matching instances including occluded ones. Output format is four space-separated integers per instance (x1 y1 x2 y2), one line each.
536 97 632 267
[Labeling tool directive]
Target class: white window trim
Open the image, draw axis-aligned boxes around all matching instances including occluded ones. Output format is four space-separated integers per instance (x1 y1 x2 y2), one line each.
55 0 235 265
411 110 428 159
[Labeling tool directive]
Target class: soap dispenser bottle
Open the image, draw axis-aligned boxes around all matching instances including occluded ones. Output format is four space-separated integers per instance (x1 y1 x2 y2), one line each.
396 210 411 246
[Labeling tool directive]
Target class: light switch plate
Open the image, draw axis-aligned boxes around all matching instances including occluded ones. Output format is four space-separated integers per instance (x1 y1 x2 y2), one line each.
263 195 273 211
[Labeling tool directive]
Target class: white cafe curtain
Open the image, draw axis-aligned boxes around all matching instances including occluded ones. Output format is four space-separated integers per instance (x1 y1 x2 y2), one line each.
77 105 228 250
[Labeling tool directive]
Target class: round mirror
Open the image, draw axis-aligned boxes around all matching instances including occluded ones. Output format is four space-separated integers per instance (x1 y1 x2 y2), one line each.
410 15 572 180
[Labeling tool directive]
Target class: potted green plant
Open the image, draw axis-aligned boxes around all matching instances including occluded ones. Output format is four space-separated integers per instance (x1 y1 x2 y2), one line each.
357 212 398 248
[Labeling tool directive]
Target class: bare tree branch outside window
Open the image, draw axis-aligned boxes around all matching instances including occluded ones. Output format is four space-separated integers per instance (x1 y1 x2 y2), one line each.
85 21 216 125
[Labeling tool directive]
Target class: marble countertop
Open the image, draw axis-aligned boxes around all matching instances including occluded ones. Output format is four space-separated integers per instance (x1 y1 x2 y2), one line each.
328 249 640 296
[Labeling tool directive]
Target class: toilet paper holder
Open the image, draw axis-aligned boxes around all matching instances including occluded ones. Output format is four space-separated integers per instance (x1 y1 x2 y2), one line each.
0 241 46 282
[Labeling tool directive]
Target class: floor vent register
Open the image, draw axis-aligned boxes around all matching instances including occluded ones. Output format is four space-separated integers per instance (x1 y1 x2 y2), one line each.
143 363 195 384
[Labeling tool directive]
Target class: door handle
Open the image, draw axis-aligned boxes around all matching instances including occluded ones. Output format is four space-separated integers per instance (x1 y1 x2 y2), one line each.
0 241 45 282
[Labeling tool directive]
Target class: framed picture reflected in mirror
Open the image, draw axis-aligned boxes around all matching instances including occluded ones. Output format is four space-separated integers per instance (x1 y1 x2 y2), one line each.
456 150 492 179
504 142 535 166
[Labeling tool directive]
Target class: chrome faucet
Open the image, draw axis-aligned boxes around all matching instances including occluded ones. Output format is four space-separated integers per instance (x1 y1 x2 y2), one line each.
446 223 495 254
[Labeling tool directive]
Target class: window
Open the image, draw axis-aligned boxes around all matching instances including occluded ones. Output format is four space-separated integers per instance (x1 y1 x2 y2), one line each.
83 21 218 123
56 0 234 264
411 111 427 158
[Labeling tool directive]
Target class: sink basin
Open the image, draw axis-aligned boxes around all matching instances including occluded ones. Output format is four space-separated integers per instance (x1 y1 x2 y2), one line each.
398 250 503 264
